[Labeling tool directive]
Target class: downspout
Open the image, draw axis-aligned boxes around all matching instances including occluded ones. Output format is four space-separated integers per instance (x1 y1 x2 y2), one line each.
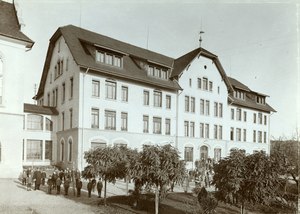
81 67 89 170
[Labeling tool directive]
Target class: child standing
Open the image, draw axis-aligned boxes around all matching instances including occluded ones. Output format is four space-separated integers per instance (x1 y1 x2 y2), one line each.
26 175 32 191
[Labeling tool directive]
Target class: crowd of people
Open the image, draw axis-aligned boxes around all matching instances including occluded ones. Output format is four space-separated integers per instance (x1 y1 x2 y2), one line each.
20 168 103 198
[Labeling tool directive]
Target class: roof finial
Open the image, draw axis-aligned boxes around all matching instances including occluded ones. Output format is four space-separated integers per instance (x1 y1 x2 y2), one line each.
199 30 205 48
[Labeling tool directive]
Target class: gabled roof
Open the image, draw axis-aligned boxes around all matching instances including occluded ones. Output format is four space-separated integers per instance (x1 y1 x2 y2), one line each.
227 77 275 112
24 103 59 115
36 25 180 98
171 47 234 93
0 1 34 48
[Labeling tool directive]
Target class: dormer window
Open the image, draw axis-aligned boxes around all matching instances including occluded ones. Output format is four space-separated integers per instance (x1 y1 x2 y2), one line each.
95 50 123 68
256 96 266 105
234 90 245 100
147 65 168 80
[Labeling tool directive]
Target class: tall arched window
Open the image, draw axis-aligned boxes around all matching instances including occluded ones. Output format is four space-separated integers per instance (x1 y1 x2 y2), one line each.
60 140 64 161
200 145 208 160
0 57 3 105
68 139 72 162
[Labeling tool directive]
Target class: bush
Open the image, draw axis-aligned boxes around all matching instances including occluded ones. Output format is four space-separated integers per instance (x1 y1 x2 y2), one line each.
199 193 218 214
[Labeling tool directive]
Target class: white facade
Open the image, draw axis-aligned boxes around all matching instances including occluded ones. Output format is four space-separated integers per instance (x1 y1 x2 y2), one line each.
35 26 274 171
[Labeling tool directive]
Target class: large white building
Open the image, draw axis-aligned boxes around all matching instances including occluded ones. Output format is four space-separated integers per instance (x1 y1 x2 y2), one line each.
31 25 275 171
0 1 34 177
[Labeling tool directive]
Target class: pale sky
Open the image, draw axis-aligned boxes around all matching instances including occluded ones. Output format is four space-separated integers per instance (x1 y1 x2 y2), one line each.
16 0 299 139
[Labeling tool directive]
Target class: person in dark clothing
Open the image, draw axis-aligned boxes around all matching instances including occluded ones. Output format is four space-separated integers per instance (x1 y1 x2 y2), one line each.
87 180 93 198
33 168 42 190
41 171 46 185
64 178 70 195
52 172 58 190
47 175 53 194
91 177 96 192
56 177 62 194
97 178 103 198
76 178 82 197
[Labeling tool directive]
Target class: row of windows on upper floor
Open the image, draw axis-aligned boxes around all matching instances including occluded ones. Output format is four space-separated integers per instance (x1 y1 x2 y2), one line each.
184 121 223 140
230 108 267 125
230 127 267 143
184 96 223 117
233 90 266 106
188 77 220 94
90 108 171 135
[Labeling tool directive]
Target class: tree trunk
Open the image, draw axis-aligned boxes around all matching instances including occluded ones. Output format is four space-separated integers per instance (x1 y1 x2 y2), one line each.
126 175 129 195
104 176 107 206
155 185 159 214
240 201 244 214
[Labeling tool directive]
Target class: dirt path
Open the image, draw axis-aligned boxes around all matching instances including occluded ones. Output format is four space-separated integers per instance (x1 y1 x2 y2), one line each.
0 179 131 214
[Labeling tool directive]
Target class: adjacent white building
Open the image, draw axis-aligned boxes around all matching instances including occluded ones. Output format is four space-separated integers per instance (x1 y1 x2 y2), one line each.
0 1 34 178
33 25 275 171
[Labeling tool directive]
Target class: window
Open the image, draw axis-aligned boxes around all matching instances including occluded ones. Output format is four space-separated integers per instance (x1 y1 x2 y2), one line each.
209 81 213 91
165 119 171 135
105 110 116 130
258 113 262 124
185 96 189 112
236 128 241 141
264 115 267 125
253 130 256 142
96 50 123 68
214 148 221 162
203 78 208 90
184 121 189 137
166 95 171 109
214 125 218 139
190 122 195 137
143 115 149 133
214 102 218 117
197 78 201 89
253 113 257 123
62 82 65 103
91 142 106 149
184 147 193 162
191 97 195 113
189 78 192 87
258 131 262 143
219 103 223 117
106 80 116 100
121 112 128 131
243 129 247 142
69 109 73 129
91 108 99 128
244 111 247 122
147 65 168 80
264 132 267 143
27 114 43 130
153 117 162 134
26 140 42 160
0 58 3 105
230 127 234 140
47 93 50 106
45 140 52 160
200 146 208 160
66 57 69 71
70 77 73 99
237 108 242 121
205 100 210 116
121 86 128 102
218 126 223 140
153 91 162 107
231 109 234 120
60 140 64 161
68 139 72 162
205 124 209 138
46 118 53 131
200 99 204 115
61 112 65 131
92 80 100 97
148 66 154 76
52 90 55 107
143 90 149 105
200 123 204 138
218 86 220 94
55 88 58 106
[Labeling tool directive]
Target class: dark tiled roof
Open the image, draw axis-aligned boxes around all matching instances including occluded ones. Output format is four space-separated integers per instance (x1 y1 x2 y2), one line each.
24 103 59 115
172 47 233 92
0 1 34 48
228 95 276 113
228 77 250 91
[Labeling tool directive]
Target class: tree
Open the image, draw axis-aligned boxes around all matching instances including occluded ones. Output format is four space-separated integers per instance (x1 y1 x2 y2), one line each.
129 144 186 214
213 150 284 214
83 145 129 205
